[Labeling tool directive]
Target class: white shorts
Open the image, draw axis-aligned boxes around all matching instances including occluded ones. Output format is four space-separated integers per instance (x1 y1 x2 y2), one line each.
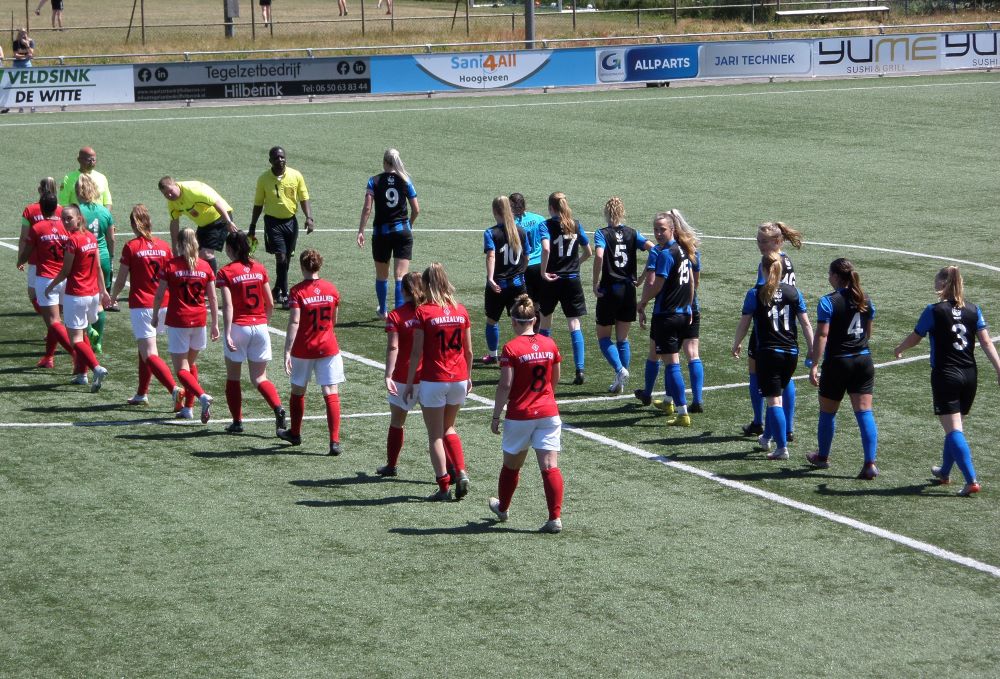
167 325 207 354
224 323 272 363
27 264 37 289
502 416 562 454
387 379 420 411
34 276 65 308
130 307 167 339
419 380 467 408
63 293 101 330
290 353 345 387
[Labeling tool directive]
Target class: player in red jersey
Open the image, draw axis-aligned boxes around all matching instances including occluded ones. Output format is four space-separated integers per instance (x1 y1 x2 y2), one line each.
18 178 63 367
109 205 183 408
277 249 345 455
377 272 426 477
153 228 218 423
43 204 111 391
489 294 565 533
217 231 286 435
16 191 76 370
402 263 473 501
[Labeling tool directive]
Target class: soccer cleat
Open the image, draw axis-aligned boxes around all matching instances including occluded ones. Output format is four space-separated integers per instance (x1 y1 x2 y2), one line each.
91 366 108 393
198 393 213 424
786 431 795 443
480 354 498 365
276 429 302 446
274 406 287 432
617 367 630 392
653 399 675 415
172 386 185 413
767 447 790 461
608 367 630 394
930 466 951 485
667 413 691 427
35 356 55 369
742 421 764 437
328 441 342 456
427 489 452 502
756 434 772 451
539 518 563 534
688 402 704 414
572 369 585 386
225 421 244 434
126 394 149 406
87 327 99 344
70 373 89 386
176 407 194 420
376 464 398 477
633 389 652 406
805 452 831 469
857 463 879 480
488 497 509 522
958 482 981 497
93 342 103 356
376 307 388 320
279 294 290 311
454 470 470 500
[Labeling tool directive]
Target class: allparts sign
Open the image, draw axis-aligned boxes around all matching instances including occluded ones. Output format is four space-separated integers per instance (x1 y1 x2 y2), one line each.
0 65 134 107
413 51 552 89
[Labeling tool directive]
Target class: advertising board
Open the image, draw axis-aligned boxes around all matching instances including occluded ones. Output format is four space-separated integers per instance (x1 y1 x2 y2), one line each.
813 34 940 76
0 65 134 108
699 40 812 78
596 44 699 83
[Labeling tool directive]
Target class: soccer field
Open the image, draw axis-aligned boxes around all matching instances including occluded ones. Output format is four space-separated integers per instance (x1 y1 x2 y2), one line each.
2 74 1000 677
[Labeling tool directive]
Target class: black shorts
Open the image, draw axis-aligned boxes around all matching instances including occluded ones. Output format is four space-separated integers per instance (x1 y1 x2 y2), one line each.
595 282 637 326
756 351 798 398
539 276 587 319
371 230 413 264
747 329 757 361
196 219 229 252
819 354 875 401
485 280 526 322
931 367 977 416
681 309 700 341
525 264 544 306
264 215 298 256
52 0 64 9
259 0 271 5
651 313 689 355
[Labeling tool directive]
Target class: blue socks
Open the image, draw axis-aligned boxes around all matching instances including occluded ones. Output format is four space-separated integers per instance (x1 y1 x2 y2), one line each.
854 410 878 464
485 323 500 353
783 380 796 435
939 438 955 478
570 329 585 371
375 279 389 314
766 405 787 448
394 279 404 308
666 363 687 406
946 430 975 483
818 411 836 457
643 359 659 397
749 373 763 425
617 340 631 369
599 337 623 373
688 359 704 405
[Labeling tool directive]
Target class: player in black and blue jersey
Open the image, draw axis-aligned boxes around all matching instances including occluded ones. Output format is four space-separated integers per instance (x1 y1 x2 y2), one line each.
744 221 803 440
509 193 548 306
894 266 1000 497
732 251 814 459
806 259 879 480
591 197 654 394
637 211 698 427
539 192 592 385
482 196 529 364
356 148 420 318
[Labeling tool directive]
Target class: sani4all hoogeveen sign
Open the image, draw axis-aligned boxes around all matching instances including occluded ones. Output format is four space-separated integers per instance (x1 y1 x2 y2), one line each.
0 65 134 107
412 51 552 89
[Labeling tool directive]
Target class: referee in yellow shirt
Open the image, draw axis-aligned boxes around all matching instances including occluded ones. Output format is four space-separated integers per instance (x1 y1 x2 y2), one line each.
248 146 314 308
158 176 238 274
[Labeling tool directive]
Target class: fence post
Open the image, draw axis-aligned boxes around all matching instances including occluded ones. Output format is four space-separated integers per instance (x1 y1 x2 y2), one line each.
361 0 365 35
572 0 576 31
673 0 678 24
466 0 470 36
511 11 514 31
751 0 755 26
525 0 535 48
141 0 145 44
636 7 640 28
251 0 255 41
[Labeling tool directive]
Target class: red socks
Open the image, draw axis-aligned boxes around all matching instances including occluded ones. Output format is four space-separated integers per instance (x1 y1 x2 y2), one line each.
256 380 281 409
436 473 451 493
290 394 305 436
498 465 520 512
147 355 176 392
137 354 152 395
225 380 242 421
50 322 73 353
43 326 58 359
444 433 466 472
541 467 564 520
177 368 205 400
324 393 341 442
73 341 99 371
386 425 404 468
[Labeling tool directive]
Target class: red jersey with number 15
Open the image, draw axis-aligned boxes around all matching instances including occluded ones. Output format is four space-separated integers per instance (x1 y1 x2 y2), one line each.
164 256 215 328
119 237 171 309
64 229 101 296
28 217 69 279
22 203 62 267
217 260 270 326
416 302 471 382
385 301 422 383
289 277 340 359
500 333 562 420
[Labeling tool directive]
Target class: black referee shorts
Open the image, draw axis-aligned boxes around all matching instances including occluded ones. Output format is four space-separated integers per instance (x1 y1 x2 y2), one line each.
372 230 413 264
196 218 229 252
264 215 299 256
595 282 637 326
539 276 587 319
931 366 978 416
756 351 798 398
819 354 875 401
651 312 689 356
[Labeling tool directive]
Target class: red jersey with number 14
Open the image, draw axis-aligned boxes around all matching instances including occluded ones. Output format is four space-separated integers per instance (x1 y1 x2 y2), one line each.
164 256 215 328
416 303 471 382
386 301 422 383
22 203 62 267
120 237 171 309
500 333 562 420
289 277 340 359
28 217 69 279
217 260 270 326
64 229 101 296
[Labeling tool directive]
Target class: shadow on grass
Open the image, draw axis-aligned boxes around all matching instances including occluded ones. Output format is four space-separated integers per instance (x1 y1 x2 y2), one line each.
389 519 538 535
297 495 423 507
3 383 66 392
666 448 754 462
291 472 434 488
26 403 128 415
0 354 53 364
717 466 831 482
640 432 746 448
118 429 221 442
193 444 322 458
814 482 949 497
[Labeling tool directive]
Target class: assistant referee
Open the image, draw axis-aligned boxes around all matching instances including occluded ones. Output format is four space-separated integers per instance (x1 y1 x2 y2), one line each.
159 176 237 274
248 146 314 309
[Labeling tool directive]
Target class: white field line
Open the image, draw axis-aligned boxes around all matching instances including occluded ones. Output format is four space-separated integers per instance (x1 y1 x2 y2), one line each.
1 78 999 129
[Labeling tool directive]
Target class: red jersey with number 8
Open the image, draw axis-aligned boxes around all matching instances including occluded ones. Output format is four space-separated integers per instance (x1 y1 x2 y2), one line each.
164 256 215 328
500 333 561 420
64 230 101 296
217 260 270 326
120 237 171 309
416 303 471 382
28 217 69 279
289 278 340 358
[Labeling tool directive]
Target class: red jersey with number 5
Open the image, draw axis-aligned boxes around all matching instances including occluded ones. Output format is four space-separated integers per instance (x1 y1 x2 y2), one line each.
386 301 422 382
22 203 62 267
289 278 340 358
28 217 69 279
64 229 101 296
217 260 270 326
416 303 471 382
120 237 171 309
164 256 215 328
500 333 561 420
